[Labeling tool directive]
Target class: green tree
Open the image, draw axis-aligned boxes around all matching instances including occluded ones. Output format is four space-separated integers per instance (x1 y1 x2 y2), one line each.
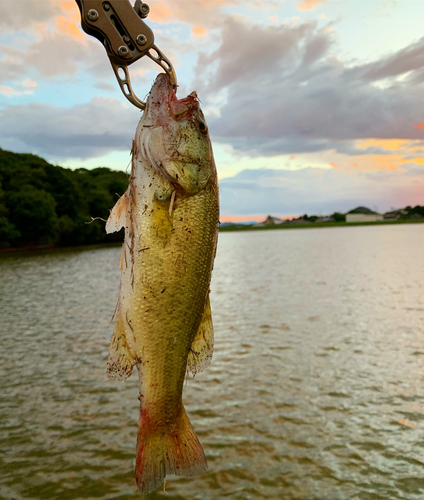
0 147 128 248
0 181 20 247
331 212 346 222
5 185 58 245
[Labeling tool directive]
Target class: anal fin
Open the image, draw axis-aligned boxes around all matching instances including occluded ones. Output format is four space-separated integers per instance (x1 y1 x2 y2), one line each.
107 310 135 381
187 296 214 376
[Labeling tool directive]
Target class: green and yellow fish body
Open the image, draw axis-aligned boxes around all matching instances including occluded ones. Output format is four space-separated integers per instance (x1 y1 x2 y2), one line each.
106 74 219 494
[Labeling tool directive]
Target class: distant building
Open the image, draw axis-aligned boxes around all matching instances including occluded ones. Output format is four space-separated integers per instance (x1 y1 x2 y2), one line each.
285 218 310 224
315 216 335 223
346 206 383 223
263 215 285 225
346 213 383 222
383 209 407 220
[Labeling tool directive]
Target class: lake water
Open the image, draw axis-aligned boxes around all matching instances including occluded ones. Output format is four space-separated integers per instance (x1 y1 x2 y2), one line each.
1 224 424 500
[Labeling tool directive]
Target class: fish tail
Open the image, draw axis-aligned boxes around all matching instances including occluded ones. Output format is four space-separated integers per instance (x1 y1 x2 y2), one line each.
135 405 207 494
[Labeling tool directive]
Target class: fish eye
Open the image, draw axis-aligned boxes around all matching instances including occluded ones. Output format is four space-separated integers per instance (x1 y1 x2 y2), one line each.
198 121 208 134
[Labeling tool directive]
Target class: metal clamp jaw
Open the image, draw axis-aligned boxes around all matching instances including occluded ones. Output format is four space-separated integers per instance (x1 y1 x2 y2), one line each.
75 0 177 110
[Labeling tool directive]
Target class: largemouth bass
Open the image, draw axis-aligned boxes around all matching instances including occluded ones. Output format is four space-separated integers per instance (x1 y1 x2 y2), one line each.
105 73 219 494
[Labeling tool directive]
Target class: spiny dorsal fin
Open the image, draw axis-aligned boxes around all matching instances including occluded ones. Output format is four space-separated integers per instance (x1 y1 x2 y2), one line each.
107 310 135 381
106 190 129 234
187 296 214 376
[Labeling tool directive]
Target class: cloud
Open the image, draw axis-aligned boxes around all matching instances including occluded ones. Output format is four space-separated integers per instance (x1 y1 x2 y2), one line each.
0 98 140 160
22 78 37 88
348 36 424 82
0 86 21 96
298 0 327 11
0 0 61 32
191 26 207 38
196 18 312 90
146 0 241 27
254 1 280 11
3 0 424 182
0 81 36 96
55 14 85 41
0 1 196 92
0 0 245 37
193 17 424 157
219 165 424 216
0 0 130 92
0 31 112 84
148 4 172 23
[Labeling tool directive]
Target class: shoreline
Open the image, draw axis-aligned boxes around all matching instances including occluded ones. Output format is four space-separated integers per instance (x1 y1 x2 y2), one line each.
219 218 424 232
1 219 423 255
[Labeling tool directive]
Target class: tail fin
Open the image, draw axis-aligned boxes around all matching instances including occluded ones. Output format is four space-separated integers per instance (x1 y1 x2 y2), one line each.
135 406 207 494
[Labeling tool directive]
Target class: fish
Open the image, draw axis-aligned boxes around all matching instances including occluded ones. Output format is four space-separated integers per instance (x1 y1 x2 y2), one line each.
105 73 220 495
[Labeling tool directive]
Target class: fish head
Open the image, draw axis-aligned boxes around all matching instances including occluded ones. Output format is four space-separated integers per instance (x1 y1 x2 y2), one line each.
141 73 215 196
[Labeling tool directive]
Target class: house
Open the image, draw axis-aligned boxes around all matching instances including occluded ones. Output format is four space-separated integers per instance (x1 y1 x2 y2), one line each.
285 218 310 224
263 215 285 225
315 216 335 223
383 209 407 220
345 206 383 223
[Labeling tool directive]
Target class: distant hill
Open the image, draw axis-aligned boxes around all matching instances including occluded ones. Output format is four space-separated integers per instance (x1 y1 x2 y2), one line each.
0 148 128 248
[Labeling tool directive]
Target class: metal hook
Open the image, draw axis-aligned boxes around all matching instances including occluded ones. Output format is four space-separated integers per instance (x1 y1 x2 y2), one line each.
111 44 177 110
76 0 177 110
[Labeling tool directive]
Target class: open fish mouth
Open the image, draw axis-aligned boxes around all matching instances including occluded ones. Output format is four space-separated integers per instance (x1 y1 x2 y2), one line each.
169 89 200 122
146 73 200 123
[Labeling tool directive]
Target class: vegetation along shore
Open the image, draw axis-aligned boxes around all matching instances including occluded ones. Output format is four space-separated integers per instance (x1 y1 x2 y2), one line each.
0 148 127 250
1 147 423 250
219 217 424 232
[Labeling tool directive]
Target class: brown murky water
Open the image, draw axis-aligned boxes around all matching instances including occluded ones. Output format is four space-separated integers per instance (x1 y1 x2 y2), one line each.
1 224 424 500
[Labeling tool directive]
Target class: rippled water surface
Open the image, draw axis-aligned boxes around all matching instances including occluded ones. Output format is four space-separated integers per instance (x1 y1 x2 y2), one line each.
1 225 424 500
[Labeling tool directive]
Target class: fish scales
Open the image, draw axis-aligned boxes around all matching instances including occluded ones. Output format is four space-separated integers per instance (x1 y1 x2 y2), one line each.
105 73 219 494
133 187 218 414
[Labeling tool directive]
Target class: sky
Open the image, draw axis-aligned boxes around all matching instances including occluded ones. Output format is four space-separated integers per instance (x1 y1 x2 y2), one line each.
1 0 424 221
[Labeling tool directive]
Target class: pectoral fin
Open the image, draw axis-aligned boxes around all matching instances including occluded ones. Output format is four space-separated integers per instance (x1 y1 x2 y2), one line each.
106 190 129 234
187 296 214 376
107 310 135 381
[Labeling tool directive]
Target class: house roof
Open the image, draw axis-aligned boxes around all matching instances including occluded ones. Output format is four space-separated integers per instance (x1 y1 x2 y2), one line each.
347 206 379 215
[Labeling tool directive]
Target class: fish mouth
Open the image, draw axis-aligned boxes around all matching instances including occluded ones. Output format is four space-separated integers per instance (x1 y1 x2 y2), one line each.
170 91 199 121
148 73 199 122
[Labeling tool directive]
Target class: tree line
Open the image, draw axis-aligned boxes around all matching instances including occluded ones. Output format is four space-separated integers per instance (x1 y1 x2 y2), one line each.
0 148 128 249
2 147 423 249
